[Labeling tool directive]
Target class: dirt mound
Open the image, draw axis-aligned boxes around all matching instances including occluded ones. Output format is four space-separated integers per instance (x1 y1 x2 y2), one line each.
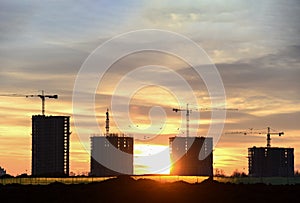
1 177 300 202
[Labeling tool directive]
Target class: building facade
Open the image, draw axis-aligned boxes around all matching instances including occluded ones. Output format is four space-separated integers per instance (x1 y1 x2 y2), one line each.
32 115 70 176
248 147 294 177
90 134 134 176
169 137 213 176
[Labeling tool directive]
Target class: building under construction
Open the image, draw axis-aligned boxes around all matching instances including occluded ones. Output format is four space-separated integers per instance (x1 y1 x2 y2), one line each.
248 147 294 177
90 134 134 176
169 136 213 176
32 115 70 176
90 109 134 176
246 127 294 177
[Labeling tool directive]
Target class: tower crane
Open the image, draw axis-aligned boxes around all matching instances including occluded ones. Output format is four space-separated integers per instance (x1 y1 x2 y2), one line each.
0 90 58 115
226 127 284 147
105 108 110 136
172 103 238 137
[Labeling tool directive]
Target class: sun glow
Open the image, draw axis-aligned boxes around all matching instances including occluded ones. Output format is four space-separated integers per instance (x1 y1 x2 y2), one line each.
134 144 171 175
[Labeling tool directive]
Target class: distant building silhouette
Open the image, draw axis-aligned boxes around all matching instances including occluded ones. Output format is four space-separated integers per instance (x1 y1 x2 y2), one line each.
0 166 6 176
169 137 213 176
248 147 294 177
90 134 134 176
32 115 70 176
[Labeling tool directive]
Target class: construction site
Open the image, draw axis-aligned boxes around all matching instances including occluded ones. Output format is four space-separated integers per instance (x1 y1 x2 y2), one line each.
0 92 296 178
0 91 71 177
247 128 294 177
1 2 298 202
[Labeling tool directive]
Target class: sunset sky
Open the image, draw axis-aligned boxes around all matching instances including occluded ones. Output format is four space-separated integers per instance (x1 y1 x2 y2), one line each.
0 0 300 176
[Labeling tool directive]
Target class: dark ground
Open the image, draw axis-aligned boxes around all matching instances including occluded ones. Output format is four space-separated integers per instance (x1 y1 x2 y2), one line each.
1 176 300 203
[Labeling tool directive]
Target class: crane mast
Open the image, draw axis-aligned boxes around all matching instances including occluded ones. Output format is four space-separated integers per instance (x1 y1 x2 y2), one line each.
105 108 110 136
0 90 58 115
173 103 237 137
227 127 284 147
26 90 58 115
173 104 192 137
266 127 284 147
186 104 189 138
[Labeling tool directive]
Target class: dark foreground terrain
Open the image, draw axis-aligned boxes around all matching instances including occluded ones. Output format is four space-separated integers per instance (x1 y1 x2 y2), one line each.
1 176 300 203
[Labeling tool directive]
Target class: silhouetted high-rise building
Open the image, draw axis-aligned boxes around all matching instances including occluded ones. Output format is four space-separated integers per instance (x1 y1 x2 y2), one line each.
248 147 294 177
32 115 70 176
169 137 213 176
90 134 134 176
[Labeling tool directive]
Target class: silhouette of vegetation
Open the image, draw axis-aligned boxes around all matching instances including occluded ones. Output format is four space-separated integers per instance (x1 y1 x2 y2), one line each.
214 169 226 177
231 169 248 177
